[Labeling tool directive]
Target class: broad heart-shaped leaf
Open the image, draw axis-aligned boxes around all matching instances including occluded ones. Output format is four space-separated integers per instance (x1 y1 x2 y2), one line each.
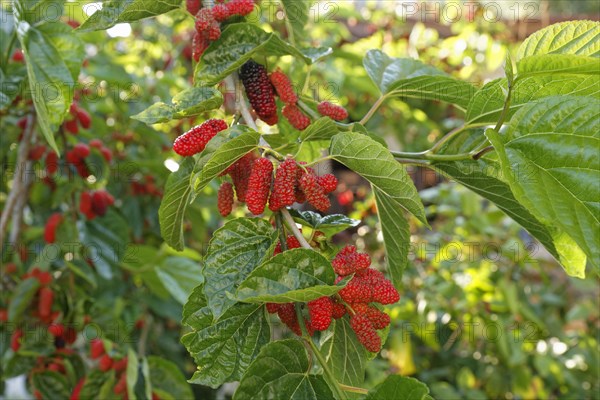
518 54 600 76
158 157 195 251
236 249 347 303
330 132 427 225
147 356 194 400
363 49 475 110
13 16 84 153
77 0 181 32
465 74 600 125
131 87 223 125
320 319 367 388
155 256 203 305
365 376 431 400
289 210 360 237
299 117 340 141
373 188 410 289
203 218 277 320
516 20 599 60
193 126 261 194
487 96 600 276
233 340 333 400
181 286 270 388
195 23 313 86
31 371 70 399
8 277 40 323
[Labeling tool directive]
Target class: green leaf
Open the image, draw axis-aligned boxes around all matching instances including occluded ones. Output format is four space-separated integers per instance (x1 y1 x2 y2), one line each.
158 157 195 251
79 370 114 399
281 0 309 44
32 371 70 399
320 319 367 388
518 54 600 76
233 339 333 400
516 21 600 60
299 117 340 141
126 348 139 400
181 286 270 388
330 132 427 224
365 376 431 400
203 218 277 320
77 0 181 32
299 47 333 63
8 277 40 323
487 96 600 276
13 16 84 153
194 23 313 86
373 187 410 289
363 50 475 110
155 257 203 305
131 88 223 125
236 249 347 303
66 260 97 288
148 356 194 400
289 210 360 237
193 126 261 194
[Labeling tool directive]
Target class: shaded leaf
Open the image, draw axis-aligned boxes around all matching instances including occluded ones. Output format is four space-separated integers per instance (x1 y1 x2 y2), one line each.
365 376 430 400
148 356 194 400
320 318 367 388
78 0 181 32
8 278 40 324
289 210 360 237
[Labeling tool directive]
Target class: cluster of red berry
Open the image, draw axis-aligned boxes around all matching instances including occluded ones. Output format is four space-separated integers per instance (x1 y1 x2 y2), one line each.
218 154 338 216
64 102 92 135
187 0 256 61
79 189 115 220
266 245 399 352
131 175 163 197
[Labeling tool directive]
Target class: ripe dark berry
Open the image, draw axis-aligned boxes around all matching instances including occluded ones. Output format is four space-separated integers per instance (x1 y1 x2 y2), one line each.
317 101 348 121
350 313 381 352
239 60 278 124
270 69 298 104
246 158 273 215
282 104 311 131
98 354 113 371
90 339 105 359
38 287 54 319
218 182 234 216
44 213 63 244
268 157 297 211
173 119 228 156
299 173 330 212
317 174 338 193
307 297 333 331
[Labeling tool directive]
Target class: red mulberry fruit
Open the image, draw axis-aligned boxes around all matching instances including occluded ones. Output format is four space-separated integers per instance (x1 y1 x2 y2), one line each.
317 101 348 121
173 119 228 156
226 0 255 16
45 151 58 175
299 173 330 212
352 303 390 330
228 152 255 202
331 300 347 319
218 182 234 216
44 213 63 244
239 60 278 124
246 158 273 215
307 297 333 331
211 3 230 21
338 276 373 304
192 32 210 62
270 69 298 104
317 174 337 193
38 287 54 319
371 280 399 305
268 157 297 211
350 313 381 352
186 0 201 15
266 303 280 314
282 104 311 131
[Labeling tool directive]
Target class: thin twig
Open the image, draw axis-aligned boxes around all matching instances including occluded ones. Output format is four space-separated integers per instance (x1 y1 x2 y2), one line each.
280 209 311 249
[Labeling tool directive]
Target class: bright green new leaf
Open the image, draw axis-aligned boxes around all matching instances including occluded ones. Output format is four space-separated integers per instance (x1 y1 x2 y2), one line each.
78 0 181 32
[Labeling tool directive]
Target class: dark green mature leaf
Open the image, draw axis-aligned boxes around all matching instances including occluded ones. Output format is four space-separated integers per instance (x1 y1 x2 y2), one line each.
487 96 600 276
365 376 431 400
281 0 309 44
32 371 70 399
233 340 333 400
320 319 367 388
13 13 84 153
330 132 427 224
236 249 347 303
8 278 40 323
158 157 195 251
373 188 410 289
126 348 140 400
203 218 277 319
79 370 114 399
155 257 203 305
516 21 600 60
131 88 223 124
299 117 339 141
195 23 313 86
0 65 26 110
77 0 181 32
148 356 194 400
193 126 261 194
363 50 475 110
181 286 270 388
289 210 360 237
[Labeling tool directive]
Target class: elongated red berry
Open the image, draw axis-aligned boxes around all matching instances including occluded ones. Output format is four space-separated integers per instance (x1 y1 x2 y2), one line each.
80 192 95 220
91 190 113 217
270 69 298 104
45 151 58 175
90 339 105 359
282 104 310 131
371 279 399 305
44 213 63 244
350 313 381 352
186 0 201 15
307 297 333 331
338 276 372 304
239 60 278 125
266 303 280 313
73 143 90 158
99 354 113 371
226 0 255 16
332 245 371 276
11 329 23 352
173 119 228 156
113 357 128 372
246 158 273 215
218 182 234 216
352 303 390 330
317 174 337 193
276 303 300 335
114 373 127 395
299 173 330 212
331 300 347 319
195 8 215 32
64 119 79 134
77 109 91 129
228 153 255 202
192 32 210 62
28 144 47 161
48 324 65 337
89 139 103 149
211 3 230 21
38 287 54 319
268 157 297 211
317 101 348 121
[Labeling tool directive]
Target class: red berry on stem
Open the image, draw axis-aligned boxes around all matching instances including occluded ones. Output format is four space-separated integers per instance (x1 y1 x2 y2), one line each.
266 303 280 313
246 158 273 215
211 3 230 21
282 104 311 131
218 182 234 217
173 119 228 156
28 144 47 161
38 287 54 319
89 139 103 149
64 119 79 134
73 143 90 158
268 157 297 211
44 213 63 244
48 324 65 337
11 329 23 352
45 151 59 175
331 300 347 319
317 174 338 193
226 0 255 16
186 0 201 15
98 354 113 371
270 69 298 105
228 152 255 202
371 279 400 305
299 173 330 212
317 101 349 121
239 60 278 124
307 297 333 331
76 109 91 129
90 339 105 359
350 313 381 352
